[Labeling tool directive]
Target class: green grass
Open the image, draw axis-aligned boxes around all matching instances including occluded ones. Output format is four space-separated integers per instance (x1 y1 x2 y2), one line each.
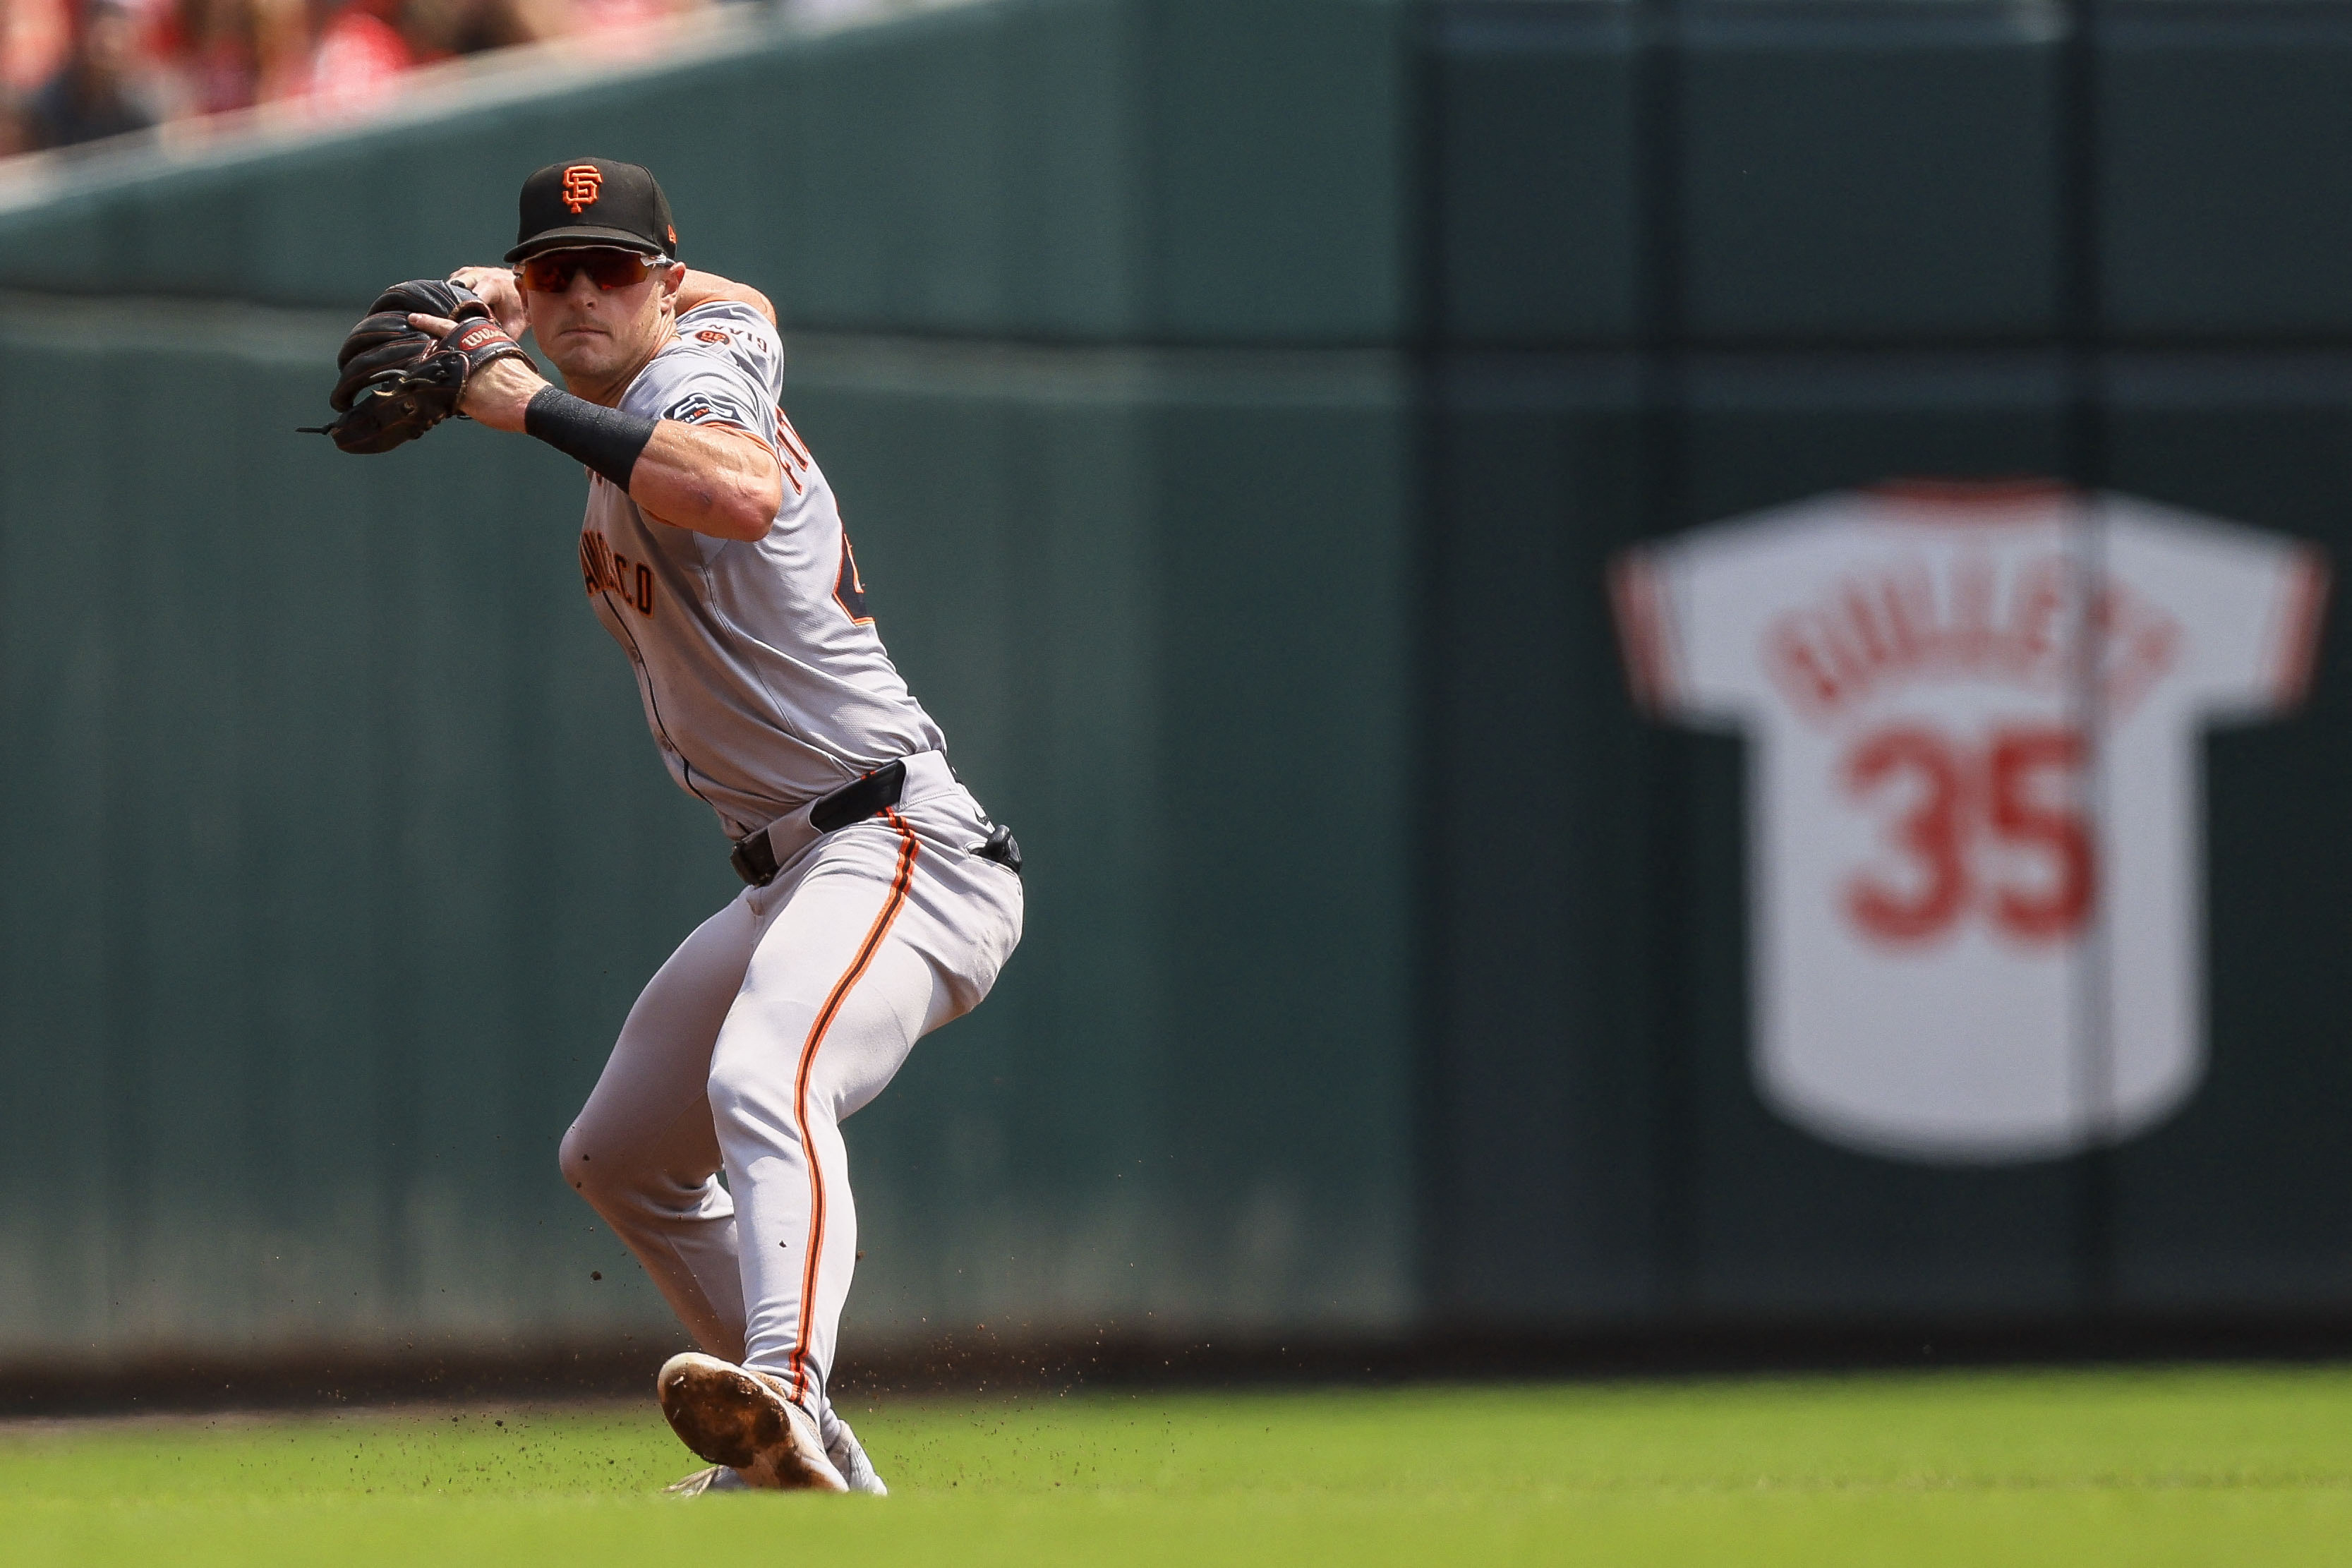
8 1366 2352 1564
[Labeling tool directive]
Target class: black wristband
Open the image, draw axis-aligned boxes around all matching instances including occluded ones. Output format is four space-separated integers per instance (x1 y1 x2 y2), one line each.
524 387 656 491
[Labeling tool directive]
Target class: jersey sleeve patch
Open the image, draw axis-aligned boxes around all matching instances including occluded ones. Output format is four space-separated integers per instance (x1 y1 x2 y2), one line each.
663 388 762 431
657 380 784 471
675 302 784 397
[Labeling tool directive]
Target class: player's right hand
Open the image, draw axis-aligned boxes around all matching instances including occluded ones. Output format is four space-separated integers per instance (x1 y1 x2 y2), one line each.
406 310 548 431
447 264 529 341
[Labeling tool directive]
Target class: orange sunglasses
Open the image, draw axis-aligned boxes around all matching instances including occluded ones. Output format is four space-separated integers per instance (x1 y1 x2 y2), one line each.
517 249 674 294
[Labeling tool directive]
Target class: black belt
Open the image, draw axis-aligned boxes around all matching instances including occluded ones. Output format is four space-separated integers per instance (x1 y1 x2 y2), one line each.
729 759 1024 888
730 760 907 888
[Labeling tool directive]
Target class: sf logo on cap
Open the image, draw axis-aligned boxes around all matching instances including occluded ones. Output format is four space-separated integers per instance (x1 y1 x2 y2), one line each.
561 164 603 213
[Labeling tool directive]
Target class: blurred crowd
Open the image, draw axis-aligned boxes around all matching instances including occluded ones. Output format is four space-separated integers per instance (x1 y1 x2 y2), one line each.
0 0 720 154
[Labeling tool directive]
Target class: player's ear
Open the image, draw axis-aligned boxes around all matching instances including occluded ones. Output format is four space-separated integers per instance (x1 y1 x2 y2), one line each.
661 262 686 298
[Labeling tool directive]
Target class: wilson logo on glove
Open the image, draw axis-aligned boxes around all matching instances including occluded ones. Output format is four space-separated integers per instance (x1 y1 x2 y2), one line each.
453 322 514 354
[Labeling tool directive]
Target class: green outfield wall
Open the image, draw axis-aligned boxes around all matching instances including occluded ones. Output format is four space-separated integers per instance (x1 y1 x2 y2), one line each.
0 298 1415 1358
5 0 2352 1367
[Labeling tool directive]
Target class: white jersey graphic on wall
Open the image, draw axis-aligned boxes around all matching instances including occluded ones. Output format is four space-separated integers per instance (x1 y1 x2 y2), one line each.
1612 482 2327 1163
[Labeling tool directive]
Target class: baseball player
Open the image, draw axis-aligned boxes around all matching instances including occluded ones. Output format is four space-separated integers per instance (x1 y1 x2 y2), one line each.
310 157 1025 1493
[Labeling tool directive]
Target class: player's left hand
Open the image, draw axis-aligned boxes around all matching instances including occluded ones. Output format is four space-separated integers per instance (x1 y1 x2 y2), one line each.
445 265 527 339
408 311 549 432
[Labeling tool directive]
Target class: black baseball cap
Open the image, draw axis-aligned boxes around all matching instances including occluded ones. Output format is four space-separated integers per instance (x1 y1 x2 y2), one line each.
505 158 680 263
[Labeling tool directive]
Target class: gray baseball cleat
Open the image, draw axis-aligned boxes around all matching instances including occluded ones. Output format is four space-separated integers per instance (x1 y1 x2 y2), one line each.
656 1351 848 1492
825 1416 889 1496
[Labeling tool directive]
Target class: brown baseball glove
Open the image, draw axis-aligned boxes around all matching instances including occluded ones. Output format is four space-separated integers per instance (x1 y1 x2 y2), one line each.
301 279 532 454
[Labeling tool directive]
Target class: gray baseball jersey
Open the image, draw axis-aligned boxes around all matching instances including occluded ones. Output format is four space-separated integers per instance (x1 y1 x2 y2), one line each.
577 300 946 839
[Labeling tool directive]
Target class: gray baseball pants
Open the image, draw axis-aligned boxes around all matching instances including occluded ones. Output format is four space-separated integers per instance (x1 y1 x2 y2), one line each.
560 754 1020 1430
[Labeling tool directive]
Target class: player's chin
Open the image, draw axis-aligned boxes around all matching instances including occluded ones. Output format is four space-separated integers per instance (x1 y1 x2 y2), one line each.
548 338 616 378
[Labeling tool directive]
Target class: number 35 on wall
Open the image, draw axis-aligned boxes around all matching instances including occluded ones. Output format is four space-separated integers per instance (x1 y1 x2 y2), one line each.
1842 724 2092 946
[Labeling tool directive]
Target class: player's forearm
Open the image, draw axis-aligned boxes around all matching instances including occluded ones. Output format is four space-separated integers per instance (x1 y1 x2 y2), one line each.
676 270 777 327
627 421 783 541
462 364 778 539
